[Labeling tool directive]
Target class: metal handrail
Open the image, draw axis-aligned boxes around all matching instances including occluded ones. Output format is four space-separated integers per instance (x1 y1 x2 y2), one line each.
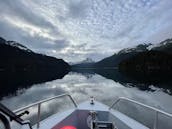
109 97 172 129
13 93 77 128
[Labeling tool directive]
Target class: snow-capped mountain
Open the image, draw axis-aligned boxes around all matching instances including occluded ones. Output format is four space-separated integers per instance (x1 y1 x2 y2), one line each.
0 37 32 53
80 58 95 64
118 44 151 54
118 38 172 55
71 58 95 68
95 38 172 68
72 58 95 65
6 41 33 52
147 38 172 54
0 36 70 72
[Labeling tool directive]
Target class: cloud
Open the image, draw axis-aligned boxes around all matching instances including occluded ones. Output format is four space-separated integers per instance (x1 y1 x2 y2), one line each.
0 0 172 62
0 18 69 54
0 0 56 31
67 0 91 19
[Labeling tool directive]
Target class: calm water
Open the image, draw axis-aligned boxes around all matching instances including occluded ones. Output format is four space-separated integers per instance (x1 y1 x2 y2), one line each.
1 70 172 114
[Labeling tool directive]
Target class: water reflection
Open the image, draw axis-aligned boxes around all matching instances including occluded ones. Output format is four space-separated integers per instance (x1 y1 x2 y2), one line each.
0 70 69 98
1 71 172 115
73 68 172 95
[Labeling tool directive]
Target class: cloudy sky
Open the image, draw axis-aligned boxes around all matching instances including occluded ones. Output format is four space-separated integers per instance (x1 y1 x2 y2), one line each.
0 0 172 62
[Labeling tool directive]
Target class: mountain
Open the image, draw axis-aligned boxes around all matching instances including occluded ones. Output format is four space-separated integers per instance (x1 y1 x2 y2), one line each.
71 58 95 69
0 37 32 52
148 38 172 54
95 38 172 68
0 37 70 73
72 58 95 65
118 38 172 79
0 37 70 97
95 44 151 68
80 58 95 64
119 50 172 74
6 41 33 52
118 43 151 54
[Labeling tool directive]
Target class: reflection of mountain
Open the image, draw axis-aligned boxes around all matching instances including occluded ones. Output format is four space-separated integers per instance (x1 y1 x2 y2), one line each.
101 69 172 95
72 68 172 95
0 70 69 99
71 68 95 75
0 37 70 98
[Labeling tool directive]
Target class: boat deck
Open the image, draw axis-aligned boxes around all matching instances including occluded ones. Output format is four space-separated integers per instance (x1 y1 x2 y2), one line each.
1 94 172 129
32 101 149 129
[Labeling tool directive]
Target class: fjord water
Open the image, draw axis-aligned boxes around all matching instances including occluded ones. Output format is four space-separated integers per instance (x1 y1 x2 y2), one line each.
1 69 172 112
0 69 172 128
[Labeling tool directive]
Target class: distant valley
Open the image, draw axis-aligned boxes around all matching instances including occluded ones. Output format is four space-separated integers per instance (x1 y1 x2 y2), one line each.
1 36 172 97
72 38 172 71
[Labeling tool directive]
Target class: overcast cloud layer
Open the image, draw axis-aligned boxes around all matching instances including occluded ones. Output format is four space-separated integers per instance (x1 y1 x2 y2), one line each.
0 0 172 62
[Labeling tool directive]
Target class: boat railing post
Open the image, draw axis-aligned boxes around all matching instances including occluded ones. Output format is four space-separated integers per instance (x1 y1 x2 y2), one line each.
68 94 77 108
37 103 41 128
109 98 121 110
13 93 78 128
154 111 158 129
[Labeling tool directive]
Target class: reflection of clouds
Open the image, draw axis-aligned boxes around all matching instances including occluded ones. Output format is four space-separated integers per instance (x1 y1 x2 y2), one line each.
19 97 74 125
1 72 172 114
1 82 65 110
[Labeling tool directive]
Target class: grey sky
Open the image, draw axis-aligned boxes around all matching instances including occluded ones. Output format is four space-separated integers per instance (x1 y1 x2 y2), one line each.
0 0 172 62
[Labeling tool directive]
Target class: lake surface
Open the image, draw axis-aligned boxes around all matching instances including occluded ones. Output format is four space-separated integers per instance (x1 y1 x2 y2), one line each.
1 69 172 113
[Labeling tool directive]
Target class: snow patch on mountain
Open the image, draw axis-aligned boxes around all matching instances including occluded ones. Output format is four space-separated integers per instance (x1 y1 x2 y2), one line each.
6 41 32 52
118 44 151 54
147 44 162 50
72 58 95 65
81 58 95 63
147 39 172 50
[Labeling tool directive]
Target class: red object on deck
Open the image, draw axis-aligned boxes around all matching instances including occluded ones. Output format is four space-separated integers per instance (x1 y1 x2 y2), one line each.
60 126 76 129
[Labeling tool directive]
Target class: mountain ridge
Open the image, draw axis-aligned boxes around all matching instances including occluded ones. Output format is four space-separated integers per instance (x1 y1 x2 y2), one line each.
95 38 172 68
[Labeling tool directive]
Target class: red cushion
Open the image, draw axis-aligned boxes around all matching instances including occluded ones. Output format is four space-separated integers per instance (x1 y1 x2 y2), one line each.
60 126 76 129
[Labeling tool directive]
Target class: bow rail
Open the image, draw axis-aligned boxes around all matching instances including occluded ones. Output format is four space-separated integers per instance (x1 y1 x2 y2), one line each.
109 97 172 129
13 93 77 128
